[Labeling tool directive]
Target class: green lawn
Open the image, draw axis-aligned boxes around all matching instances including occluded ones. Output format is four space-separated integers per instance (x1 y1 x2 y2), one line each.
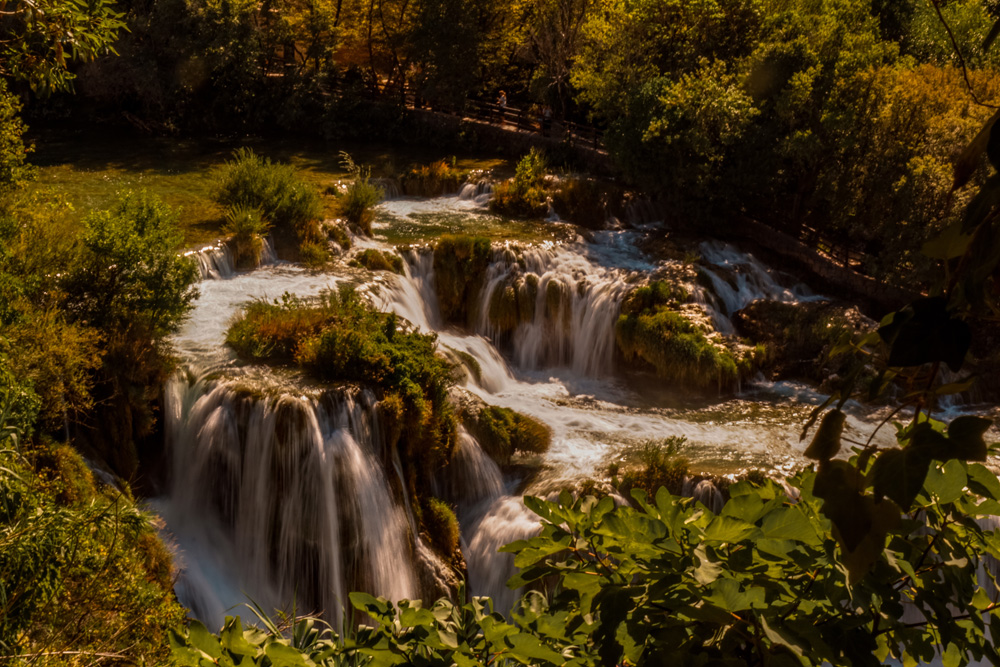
27 128 510 248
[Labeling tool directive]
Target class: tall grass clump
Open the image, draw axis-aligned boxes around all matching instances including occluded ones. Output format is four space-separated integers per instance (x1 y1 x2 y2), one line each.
400 158 466 197
337 151 383 236
214 148 321 232
490 148 549 218
223 204 270 268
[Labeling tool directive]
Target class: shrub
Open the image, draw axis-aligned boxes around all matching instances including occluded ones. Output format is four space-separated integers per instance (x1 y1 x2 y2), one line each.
432 235 492 325
489 148 550 218
354 248 404 274
214 147 321 233
223 204 271 268
618 437 690 499
0 445 185 663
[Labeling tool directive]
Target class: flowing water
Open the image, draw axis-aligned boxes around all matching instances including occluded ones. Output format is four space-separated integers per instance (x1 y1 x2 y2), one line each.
158 189 912 628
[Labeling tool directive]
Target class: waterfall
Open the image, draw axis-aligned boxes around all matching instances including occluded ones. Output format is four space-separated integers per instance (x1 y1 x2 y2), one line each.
476 245 631 376
372 178 402 200
160 374 416 630
695 241 825 333
458 180 494 207
185 237 277 281
186 242 234 280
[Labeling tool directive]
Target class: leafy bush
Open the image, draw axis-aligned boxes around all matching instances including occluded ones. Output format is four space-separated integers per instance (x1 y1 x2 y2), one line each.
214 147 322 234
223 204 271 269
353 248 404 274
0 444 185 663
432 235 493 325
60 191 200 476
489 148 550 218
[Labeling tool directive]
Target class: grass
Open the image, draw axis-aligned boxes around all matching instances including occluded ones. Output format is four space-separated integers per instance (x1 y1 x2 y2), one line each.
27 127 510 248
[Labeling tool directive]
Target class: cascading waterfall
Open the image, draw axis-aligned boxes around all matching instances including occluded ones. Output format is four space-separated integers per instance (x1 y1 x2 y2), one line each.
458 180 494 206
185 237 277 280
695 240 824 333
160 374 416 630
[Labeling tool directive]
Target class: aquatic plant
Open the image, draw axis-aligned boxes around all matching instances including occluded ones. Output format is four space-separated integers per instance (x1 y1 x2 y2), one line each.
400 158 467 197
489 148 550 218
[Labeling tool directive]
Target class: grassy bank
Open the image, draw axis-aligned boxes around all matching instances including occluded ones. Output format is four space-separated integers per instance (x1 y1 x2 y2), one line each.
27 127 509 247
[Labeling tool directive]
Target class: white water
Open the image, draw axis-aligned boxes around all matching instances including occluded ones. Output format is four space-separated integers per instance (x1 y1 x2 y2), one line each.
159 194 910 625
186 237 277 281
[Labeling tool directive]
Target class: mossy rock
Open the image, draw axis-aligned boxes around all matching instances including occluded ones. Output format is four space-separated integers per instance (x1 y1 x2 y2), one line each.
731 300 874 380
420 496 461 561
462 402 551 465
432 235 493 326
354 249 404 274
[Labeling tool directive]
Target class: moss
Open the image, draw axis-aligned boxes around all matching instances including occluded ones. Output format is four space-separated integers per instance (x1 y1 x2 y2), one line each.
464 404 551 464
450 350 482 385
30 441 98 506
420 497 461 560
488 284 519 333
621 280 689 315
432 235 493 326
355 249 404 274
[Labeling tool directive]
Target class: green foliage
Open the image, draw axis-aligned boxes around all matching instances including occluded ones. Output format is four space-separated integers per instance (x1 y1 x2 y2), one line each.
0 445 185 663
489 149 550 218
0 0 125 94
215 148 322 235
463 404 552 464
63 190 199 338
432 235 493 326
503 466 1000 666
224 204 271 269
0 81 33 197
337 152 384 236
353 249 404 274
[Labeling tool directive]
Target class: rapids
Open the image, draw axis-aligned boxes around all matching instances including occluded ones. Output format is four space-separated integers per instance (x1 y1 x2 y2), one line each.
159 190 902 627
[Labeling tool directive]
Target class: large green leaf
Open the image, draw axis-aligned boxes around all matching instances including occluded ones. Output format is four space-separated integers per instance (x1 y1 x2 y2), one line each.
870 448 931 510
804 409 845 461
760 506 818 543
